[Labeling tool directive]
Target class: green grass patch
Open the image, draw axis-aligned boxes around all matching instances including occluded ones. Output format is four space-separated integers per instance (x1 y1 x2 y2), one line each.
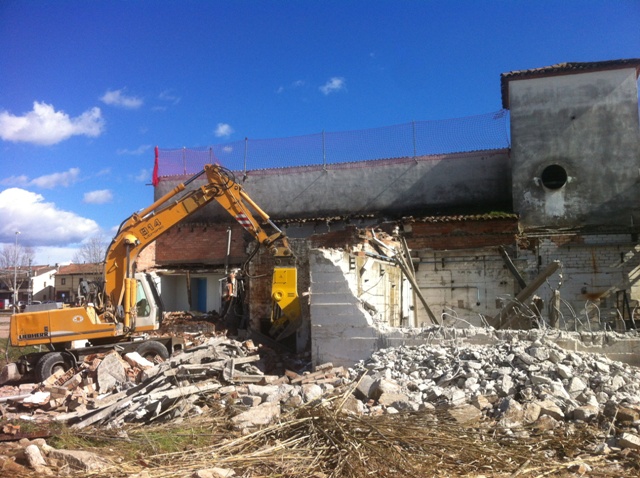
0 337 41 369
49 420 220 463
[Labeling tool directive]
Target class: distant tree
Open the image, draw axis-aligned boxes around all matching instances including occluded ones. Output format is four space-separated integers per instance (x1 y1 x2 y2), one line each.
0 242 36 302
72 234 109 273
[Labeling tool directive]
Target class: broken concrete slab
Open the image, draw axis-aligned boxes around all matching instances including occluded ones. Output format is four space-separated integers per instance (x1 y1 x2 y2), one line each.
96 352 127 393
231 402 281 430
46 447 112 472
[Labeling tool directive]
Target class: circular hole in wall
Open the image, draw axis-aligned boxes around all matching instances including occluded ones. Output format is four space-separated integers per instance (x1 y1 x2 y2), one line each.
540 164 567 190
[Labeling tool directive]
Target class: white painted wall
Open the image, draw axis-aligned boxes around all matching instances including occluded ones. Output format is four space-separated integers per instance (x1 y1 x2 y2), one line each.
157 272 225 312
310 248 412 367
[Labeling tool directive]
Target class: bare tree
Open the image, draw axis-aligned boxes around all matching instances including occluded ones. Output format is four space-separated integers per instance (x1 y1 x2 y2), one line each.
0 242 36 302
73 234 109 272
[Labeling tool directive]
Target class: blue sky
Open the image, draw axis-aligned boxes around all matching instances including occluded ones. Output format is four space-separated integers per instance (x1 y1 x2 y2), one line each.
1 0 639 265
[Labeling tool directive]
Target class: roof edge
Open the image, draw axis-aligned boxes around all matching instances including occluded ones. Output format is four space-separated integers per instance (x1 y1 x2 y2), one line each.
500 58 640 109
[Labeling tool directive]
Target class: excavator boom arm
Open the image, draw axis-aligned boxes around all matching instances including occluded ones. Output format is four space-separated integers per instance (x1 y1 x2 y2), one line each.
103 164 300 336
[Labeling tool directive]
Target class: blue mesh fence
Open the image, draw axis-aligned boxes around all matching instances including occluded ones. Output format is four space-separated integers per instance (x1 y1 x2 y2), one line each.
154 109 510 180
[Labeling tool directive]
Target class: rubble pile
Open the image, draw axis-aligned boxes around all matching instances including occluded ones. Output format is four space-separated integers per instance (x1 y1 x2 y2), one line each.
3 330 640 475
349 334 640 448
0 336 348 431
152 310 218 340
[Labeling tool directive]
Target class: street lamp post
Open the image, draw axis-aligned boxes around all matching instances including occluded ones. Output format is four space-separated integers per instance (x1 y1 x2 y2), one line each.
13 231 20 307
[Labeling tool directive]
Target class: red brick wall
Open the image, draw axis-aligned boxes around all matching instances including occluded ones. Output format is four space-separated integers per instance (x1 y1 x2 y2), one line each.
401 218 519 250
155 222 249 266
309 226 360 249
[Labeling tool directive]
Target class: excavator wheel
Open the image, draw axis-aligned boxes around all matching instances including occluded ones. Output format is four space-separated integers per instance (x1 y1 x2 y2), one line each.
35 352 74 383
135 341 169 363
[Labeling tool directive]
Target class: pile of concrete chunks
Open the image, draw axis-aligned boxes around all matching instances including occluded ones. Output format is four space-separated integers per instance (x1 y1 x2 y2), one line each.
347 329 640 452
1 336 350 431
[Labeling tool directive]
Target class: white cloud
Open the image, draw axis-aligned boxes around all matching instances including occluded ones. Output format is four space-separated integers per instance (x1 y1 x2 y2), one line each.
30 168 80 189
134 169 150 182
32 245 78 266
0 175 29 187
158 90 181 105
320 77 346 95
215 123 234 138
117 144 152 155
83 189 113 204
100 89 143 109
0 102 104 145
0 188 100 247
277 80 306 94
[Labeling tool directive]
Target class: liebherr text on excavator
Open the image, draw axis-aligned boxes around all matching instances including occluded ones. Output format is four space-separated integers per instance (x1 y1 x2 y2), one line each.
3 165 300 383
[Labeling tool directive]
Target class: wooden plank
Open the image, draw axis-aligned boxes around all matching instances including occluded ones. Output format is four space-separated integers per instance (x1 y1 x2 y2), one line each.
498 245 527 291
491 261 561 329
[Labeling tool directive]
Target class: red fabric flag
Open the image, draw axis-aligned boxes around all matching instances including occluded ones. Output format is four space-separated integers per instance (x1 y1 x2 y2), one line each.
152 146 159 186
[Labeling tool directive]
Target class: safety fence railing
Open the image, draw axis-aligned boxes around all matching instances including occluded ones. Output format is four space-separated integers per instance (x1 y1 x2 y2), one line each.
153 109 510 184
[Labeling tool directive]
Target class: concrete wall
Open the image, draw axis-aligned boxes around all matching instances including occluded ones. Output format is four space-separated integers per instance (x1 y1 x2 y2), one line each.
309 248 411 367
402 224 640 334
413 248 516 327
155 150 511 221
308 249 640 368
517 233 640 330
509 67 640 228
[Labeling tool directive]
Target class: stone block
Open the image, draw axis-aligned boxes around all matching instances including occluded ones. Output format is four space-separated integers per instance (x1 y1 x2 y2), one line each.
96 353 126 393
47 448 111 472
522 402 541 424
231 402 281 430
370 378 401 401
354 374 377 400
572 405 598 421
448 403 482 423
617 406 640 423
618 432 640 450
536 399 564 420
377 391 415 411
24 444 46 468
301 384 323 402
556 363 572 379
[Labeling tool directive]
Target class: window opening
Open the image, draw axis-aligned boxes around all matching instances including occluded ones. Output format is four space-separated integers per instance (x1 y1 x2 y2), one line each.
540 164 567 190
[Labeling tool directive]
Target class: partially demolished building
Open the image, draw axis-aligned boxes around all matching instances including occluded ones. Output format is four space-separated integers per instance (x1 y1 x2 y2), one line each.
148 59 640 367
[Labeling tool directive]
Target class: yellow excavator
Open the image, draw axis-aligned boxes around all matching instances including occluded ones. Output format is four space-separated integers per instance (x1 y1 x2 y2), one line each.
4 165 300 383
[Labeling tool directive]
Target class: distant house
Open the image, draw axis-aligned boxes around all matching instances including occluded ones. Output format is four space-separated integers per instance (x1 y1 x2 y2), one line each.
30 266 57 302
55 263 103 304
0 265 57 308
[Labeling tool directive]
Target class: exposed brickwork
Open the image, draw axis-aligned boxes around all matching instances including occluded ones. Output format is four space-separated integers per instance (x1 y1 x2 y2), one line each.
402 218 519 250
309 226 360 249
136 242 156 271
155 223 248 266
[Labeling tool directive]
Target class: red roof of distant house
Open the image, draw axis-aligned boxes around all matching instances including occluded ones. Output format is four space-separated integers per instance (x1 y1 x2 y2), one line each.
57 263 102 275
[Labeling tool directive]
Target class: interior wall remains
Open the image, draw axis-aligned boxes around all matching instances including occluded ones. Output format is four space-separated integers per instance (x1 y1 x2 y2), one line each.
309 248 410 367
